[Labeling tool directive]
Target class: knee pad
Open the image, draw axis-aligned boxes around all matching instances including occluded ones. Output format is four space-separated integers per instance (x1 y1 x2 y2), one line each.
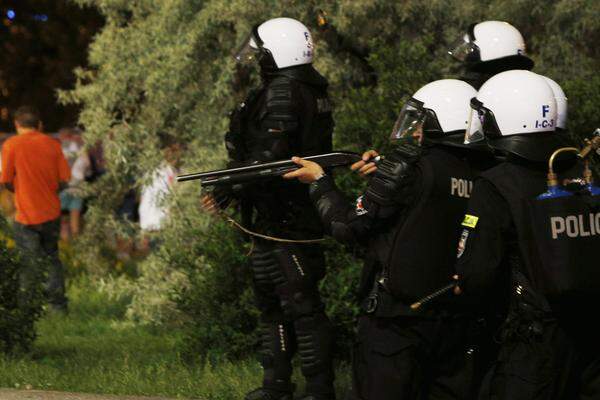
257 321 295 387
251 247 285 289
294 314 334 376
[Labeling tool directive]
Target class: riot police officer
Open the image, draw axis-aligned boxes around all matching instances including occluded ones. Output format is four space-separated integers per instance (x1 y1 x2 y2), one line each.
449 21 556 377
454 70 600 399
449 20 534 89
285 79 494 399
203 17 335 400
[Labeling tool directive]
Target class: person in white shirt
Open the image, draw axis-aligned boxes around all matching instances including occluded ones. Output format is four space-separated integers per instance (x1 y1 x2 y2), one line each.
139 163 177 232
138 143 181 250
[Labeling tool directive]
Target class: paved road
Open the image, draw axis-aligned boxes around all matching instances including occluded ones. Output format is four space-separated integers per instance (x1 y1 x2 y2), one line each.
0 390 184 400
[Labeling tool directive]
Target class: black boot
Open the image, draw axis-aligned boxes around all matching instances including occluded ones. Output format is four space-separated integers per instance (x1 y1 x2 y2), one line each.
295 314 335 399
244 387 294 400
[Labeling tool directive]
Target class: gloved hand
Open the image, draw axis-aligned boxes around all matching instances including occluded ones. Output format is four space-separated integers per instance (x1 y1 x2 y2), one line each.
363 143 421 207
364 157 415 207
201 185 233 214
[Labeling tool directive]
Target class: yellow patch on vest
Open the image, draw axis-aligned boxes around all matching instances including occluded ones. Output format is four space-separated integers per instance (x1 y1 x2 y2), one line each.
462 214 479 228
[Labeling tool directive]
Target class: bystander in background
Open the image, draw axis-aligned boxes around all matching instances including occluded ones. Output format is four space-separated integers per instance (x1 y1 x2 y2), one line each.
0 106 71 312
138 142 181 253
58 127 86 241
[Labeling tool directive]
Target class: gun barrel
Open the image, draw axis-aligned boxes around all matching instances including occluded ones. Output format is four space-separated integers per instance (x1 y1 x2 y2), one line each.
177 151 362 185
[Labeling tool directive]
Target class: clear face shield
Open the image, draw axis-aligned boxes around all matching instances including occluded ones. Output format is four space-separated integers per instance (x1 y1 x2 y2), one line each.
390 98 427 146
233 27 263 66
448 30 480 63
464 107 484 145
464 98 501 145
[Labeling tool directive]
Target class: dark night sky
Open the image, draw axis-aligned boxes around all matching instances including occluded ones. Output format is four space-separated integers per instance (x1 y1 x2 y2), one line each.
0 0 103 133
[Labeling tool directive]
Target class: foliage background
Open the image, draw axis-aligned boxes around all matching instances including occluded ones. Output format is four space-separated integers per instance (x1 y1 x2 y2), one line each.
61 0 600 360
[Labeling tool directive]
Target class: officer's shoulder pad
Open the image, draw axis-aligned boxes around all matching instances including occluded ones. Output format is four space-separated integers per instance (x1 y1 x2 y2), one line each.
268 75 294 87
266 77 298 110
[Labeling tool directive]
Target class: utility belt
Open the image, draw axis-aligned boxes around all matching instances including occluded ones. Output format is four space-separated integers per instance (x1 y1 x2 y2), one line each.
360 272 443 317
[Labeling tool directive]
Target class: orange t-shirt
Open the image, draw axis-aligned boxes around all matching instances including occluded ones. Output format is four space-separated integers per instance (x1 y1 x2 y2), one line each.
0 131 71 225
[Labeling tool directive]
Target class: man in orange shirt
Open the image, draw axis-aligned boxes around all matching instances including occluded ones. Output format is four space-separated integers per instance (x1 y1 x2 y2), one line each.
1 106 71 312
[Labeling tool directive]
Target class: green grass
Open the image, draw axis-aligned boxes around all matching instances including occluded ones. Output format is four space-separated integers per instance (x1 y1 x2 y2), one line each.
0 278 261 399
0 278 350 399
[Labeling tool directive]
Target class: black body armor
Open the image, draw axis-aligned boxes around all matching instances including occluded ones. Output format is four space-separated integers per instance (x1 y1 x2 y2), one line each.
311 146 483 315
225 64 333 238
225 64 335 400
384 148 478 308
310 145 488 399
456 158 600 400
479 161 599 305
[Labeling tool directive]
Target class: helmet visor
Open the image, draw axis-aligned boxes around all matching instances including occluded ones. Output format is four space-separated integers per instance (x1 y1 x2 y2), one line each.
448 33 480 63
464 99 485 145
390 98 426 144
234 28 262 65
464 97 503 144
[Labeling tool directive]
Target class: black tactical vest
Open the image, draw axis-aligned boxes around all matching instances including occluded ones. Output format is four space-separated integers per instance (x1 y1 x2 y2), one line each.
375 147 480 316
227 65 334 237
479 161 600 307
244 67 332 160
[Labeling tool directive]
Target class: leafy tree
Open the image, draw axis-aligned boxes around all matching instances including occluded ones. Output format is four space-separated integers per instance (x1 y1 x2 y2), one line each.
64 0 600 359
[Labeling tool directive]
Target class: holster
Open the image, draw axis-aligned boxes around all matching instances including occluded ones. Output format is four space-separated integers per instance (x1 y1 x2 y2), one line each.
501 268 553 343
361 271 385 314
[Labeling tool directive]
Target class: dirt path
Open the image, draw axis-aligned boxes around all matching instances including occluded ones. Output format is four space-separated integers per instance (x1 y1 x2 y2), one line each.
0 390 186 400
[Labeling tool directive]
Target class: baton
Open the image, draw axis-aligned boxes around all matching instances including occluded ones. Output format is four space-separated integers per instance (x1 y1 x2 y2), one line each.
410 282 457 310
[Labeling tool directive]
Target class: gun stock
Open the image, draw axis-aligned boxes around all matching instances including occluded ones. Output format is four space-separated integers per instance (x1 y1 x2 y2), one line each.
177 151 363 186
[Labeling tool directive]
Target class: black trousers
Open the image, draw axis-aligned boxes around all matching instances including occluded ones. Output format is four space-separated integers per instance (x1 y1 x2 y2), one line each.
250 240 334 396
13 219 67 309
350 313 479 400
479 317 600 400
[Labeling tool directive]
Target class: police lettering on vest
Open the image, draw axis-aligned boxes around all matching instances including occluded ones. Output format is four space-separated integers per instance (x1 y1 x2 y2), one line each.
550 212 600 239
451 177 473 198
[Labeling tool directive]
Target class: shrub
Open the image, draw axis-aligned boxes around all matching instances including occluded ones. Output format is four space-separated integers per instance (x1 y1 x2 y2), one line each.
0 220 45 354
172 218 258 361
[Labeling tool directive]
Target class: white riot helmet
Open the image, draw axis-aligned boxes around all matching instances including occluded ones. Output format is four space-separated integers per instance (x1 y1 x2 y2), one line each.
465 70 569 161
541 76 568 130
449 21 534 71
390 79 477 148
235 17 314 70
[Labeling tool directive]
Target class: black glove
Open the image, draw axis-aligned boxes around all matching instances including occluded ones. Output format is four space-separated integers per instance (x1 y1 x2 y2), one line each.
364 143 420 208
211 185 233 210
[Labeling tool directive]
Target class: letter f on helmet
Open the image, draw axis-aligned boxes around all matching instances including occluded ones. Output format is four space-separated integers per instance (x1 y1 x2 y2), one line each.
542 105 550 118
